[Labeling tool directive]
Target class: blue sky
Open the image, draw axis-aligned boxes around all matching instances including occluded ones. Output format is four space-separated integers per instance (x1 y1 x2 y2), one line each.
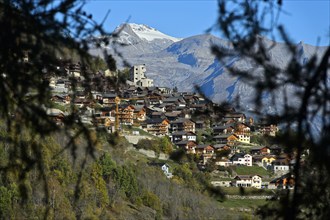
84 0 329 46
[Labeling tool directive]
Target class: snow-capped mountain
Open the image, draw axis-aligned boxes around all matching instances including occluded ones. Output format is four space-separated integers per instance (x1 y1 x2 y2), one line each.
115 23 181 43
90 23 328 115
92 23 181 59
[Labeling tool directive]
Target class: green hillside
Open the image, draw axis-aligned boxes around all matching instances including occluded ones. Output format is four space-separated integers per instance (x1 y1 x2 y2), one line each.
0 121 269 219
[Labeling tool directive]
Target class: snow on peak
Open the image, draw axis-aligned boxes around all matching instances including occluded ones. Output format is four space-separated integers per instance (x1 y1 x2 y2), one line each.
117 23 181 42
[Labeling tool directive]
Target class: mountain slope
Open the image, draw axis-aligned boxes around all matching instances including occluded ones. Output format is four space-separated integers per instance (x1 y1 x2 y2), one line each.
90 23 328 109
118 23 181 42
90 23 181 61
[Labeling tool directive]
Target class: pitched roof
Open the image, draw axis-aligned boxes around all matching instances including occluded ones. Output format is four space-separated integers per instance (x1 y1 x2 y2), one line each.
175 140 189 145
145 118 168 124
250 146 264 151
172 131 189 136
230 153 246 161
196 144 213 149
269 173 293 184
102 93 117 98
213 123 235 130
171 118 194 124
234 175 252 180
234 175 262 180
46 108 67 116
213 144 229 149
165 112 181 117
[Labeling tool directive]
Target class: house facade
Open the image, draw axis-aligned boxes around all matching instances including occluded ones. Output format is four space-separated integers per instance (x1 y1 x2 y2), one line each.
215 159 233 167
262 156 276 169
232 175 262 188
259 124 279 136
195 144 215 164
269 173 294 189
161 164 173 179
171 131 197 143
143 118 170 136
118 105 134 125
231 153 253 166
273 159 290 174
132 106 146 122
235 123 251 143
170 118 196 133
128 64 154 87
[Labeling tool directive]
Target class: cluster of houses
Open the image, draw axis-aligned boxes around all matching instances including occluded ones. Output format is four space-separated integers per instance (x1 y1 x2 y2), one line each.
250 146 293 174
211 173 294 189
47 63 294 190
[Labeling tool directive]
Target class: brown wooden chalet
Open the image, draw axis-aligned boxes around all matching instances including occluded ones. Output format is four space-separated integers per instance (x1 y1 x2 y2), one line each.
195 144 215 156
118 105 134 125
213 133 239 146
213 123 235 135
142 118 170 136
175 140 198 153
170 118 195 133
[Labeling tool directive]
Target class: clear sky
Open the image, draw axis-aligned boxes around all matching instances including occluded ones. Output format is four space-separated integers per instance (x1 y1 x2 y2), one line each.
83 0 330 46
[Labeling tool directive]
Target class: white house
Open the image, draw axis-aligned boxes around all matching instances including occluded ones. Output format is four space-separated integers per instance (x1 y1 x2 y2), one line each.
273 164 290 173
231 153 252 166
271 159 291 174
171 131 197 143
215 159 233 167
161 164 173 179
232 175 262 188
251 175 262 188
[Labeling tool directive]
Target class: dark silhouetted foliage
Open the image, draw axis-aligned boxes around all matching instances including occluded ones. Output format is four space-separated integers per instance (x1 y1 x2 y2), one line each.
0 0 121 218
207 0 330 219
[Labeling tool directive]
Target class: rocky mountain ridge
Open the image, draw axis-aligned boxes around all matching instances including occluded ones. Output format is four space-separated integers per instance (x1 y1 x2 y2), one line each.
90 23 328 124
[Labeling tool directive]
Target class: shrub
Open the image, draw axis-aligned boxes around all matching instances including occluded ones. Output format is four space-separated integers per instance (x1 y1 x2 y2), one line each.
142 190 162 213
136 137 174 155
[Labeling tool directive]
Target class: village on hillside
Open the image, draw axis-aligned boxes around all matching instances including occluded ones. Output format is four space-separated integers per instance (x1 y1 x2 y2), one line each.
46 62 296 192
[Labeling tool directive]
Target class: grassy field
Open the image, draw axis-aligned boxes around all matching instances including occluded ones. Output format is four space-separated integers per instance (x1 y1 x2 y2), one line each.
235 165 271 176
122 125 155 137
217 198 271 219
218 198 269 209
221 187 274 196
